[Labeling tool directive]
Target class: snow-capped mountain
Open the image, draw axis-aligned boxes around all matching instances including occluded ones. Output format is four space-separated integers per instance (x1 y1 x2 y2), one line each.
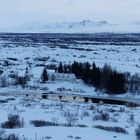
2 20 140 33
13 20 115 33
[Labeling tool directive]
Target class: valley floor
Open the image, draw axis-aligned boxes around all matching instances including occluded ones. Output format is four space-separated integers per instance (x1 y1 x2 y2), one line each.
0 34 140 139
0 95 139 140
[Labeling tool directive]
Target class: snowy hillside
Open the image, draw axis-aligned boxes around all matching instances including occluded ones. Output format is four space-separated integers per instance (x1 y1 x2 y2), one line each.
11 20 116 33
3 20 140 33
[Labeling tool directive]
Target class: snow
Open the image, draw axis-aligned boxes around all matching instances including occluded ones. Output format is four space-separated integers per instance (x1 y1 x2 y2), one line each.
0 34 140 97
5 20 140 33
0 95 138 140
0 39 139 75
13 20 113 33
0 33 140 139
6 127 134 140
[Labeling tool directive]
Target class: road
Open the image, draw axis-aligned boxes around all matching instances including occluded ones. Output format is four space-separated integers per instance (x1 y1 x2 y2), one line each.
0 89 140 106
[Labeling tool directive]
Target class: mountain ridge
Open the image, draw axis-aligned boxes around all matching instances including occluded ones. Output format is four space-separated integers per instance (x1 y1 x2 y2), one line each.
1 20 140 33
13 20 115 33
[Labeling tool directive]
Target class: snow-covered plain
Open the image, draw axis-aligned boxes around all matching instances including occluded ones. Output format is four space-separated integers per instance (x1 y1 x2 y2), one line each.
0 33 140 139
0 95 138 140
0 33 140 75
0 33 140 97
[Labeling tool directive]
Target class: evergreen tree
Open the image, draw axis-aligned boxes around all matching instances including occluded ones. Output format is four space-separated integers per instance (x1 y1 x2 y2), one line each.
93 67 101 88
82 62 91 84
78 63 83 78
71 61 78 76
101 64 112 88
71 61 84 78
67 64 72 73
16 76 27 87
90 62 96 84
56 61 126 94
107 71 126 94
25 67 30 81
63 65 68 73
58 62 63 73
41 68 48 83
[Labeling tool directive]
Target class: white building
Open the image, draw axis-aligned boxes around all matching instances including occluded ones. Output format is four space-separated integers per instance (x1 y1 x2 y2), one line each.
49 72 76 82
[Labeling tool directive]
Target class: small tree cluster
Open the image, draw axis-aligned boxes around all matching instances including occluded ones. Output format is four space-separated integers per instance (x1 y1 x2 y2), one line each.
57 61 126 94
106 71 126 94
126 73 140 95
15 76 27 87
0 67 30 88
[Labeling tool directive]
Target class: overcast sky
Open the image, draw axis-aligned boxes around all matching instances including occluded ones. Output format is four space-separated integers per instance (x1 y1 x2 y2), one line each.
0 0 140 28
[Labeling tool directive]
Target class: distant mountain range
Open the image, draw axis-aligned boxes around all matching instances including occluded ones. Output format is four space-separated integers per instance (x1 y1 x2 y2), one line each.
12 20 116 33
1 20 140 33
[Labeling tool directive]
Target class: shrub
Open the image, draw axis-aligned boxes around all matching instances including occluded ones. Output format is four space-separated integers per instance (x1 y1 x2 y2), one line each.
0 129 5 138
30 120 59 127
30 120 48 127
130 114 134 122
0 130 19 140
64 110 78 126
82 110 90 117
135 125 140 140
15 76 27 87
76 124 87 128
94 125 128 134
3 134 19 140
0 70 4 75
93 112 110 121
30 120 88 128
1 114 24 129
